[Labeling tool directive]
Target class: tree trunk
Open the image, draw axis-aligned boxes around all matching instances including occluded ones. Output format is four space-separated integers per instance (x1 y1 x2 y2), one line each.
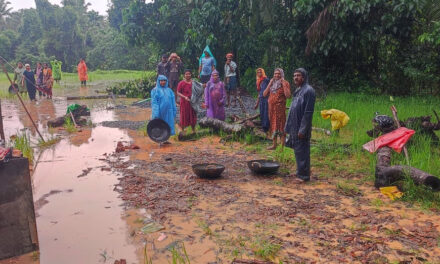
375 147 440 191
199 117 246 133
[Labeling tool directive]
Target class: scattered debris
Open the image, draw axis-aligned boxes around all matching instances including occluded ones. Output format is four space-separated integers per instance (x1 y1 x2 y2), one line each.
157 233 167 241
101 120 145 130
141 220 165 234
115 142 140 153
380 186 403 200
47 104 90 128
77 167 92 178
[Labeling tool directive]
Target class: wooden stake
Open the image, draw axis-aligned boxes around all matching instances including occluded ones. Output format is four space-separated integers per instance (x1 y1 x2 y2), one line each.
1 62 45 142
69 110 78 127
0 99 5 141
390 105 409 165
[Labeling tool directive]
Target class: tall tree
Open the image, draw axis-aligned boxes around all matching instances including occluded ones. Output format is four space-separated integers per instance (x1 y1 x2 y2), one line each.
0 0 12 27
108 0 131 30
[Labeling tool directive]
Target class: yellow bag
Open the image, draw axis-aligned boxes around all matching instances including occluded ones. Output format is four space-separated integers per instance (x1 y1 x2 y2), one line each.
321 109 350 130
379 186 403 200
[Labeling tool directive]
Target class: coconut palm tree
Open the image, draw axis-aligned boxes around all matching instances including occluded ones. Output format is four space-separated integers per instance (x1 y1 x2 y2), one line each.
0 0 12 23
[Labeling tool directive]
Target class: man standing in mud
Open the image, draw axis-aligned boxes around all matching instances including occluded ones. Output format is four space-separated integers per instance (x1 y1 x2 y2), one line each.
285 68 316 183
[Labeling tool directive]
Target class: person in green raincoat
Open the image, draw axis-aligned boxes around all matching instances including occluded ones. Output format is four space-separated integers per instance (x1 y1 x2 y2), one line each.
51 60 62 83
13 62 26 94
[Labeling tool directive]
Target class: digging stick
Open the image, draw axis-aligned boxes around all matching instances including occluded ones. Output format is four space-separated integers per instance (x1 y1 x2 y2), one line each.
390 105 409 165
69 110 78 127
1 62 45 142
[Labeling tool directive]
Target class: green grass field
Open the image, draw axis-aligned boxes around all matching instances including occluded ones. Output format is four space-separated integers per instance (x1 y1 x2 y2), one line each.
0 69 149 92
255 93 440 209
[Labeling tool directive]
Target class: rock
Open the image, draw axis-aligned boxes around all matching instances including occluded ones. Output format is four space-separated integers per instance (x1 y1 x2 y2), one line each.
116 142 125 153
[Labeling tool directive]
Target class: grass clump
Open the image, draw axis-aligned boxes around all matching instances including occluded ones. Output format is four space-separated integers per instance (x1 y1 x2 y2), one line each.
12 132 33 163
143 244 153 264
31 251 39 261
169 242 191 264
37 136 61 149
336 181 362 196
63 117 77 133
195 218 213 236
251 237 281 260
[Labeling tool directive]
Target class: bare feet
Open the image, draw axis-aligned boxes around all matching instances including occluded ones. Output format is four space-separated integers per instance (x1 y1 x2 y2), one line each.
267 145 276 150
292 177 306 184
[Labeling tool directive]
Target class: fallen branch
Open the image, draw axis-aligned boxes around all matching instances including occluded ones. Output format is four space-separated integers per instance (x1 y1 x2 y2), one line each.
237 113 260 124
199 117 246 134
375 147 440 191
66 95 126 100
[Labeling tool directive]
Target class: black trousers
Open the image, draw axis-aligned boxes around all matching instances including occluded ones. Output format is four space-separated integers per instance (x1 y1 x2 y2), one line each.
293 138 311 181
27 85 36 100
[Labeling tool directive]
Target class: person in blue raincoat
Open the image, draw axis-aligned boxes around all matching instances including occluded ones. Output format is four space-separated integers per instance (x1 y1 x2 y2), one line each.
198 45 216 84
285 68 316 183
151 75 177 139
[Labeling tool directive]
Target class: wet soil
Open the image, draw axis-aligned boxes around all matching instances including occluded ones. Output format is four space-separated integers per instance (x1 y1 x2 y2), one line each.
2 83 440 263
107 132 440 263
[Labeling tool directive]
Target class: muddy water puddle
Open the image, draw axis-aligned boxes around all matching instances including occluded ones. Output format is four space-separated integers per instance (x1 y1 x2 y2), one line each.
33 126 141 263
1 97 148 263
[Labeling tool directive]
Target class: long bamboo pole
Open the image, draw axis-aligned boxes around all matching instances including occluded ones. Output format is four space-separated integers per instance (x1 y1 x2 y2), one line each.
1 62 45 142
0 99 5 141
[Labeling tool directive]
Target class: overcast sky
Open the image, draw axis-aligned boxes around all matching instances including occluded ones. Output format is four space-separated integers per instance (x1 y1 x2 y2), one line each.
8 0 110 15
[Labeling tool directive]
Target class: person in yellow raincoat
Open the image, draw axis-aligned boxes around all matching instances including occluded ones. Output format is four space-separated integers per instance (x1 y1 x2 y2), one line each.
77 58 88 86
321 109 350 131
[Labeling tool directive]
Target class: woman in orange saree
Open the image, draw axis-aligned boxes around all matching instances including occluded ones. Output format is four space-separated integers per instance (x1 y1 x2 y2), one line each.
77 59 88 86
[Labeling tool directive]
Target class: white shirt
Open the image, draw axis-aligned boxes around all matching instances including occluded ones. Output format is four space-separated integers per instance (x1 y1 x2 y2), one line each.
224 61 237 77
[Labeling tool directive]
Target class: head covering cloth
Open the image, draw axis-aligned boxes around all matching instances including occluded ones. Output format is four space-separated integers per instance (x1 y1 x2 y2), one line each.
156 75 169 89
226 53 233 59
199 45 217 67
209 70 220 86
294 68 309 85
256 68 267 91
270 68 285 93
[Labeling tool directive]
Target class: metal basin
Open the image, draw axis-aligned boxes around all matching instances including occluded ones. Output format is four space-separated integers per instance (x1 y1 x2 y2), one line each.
192 163 225 179
147 119 171 143
247 160 280 175
8 84 18 94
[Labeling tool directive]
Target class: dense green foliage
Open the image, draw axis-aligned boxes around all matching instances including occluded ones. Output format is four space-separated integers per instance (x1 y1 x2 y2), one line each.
108 71 156 98
115 0 440 95
1 0 440 95
0 0 150 71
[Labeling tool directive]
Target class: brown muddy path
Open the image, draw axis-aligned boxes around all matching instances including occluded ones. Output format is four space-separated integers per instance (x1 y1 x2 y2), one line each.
108 125 440 263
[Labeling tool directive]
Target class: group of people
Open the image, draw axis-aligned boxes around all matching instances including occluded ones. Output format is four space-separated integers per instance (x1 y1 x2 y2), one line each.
13 62 54 100
12 58 88 101
152 46 315 182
